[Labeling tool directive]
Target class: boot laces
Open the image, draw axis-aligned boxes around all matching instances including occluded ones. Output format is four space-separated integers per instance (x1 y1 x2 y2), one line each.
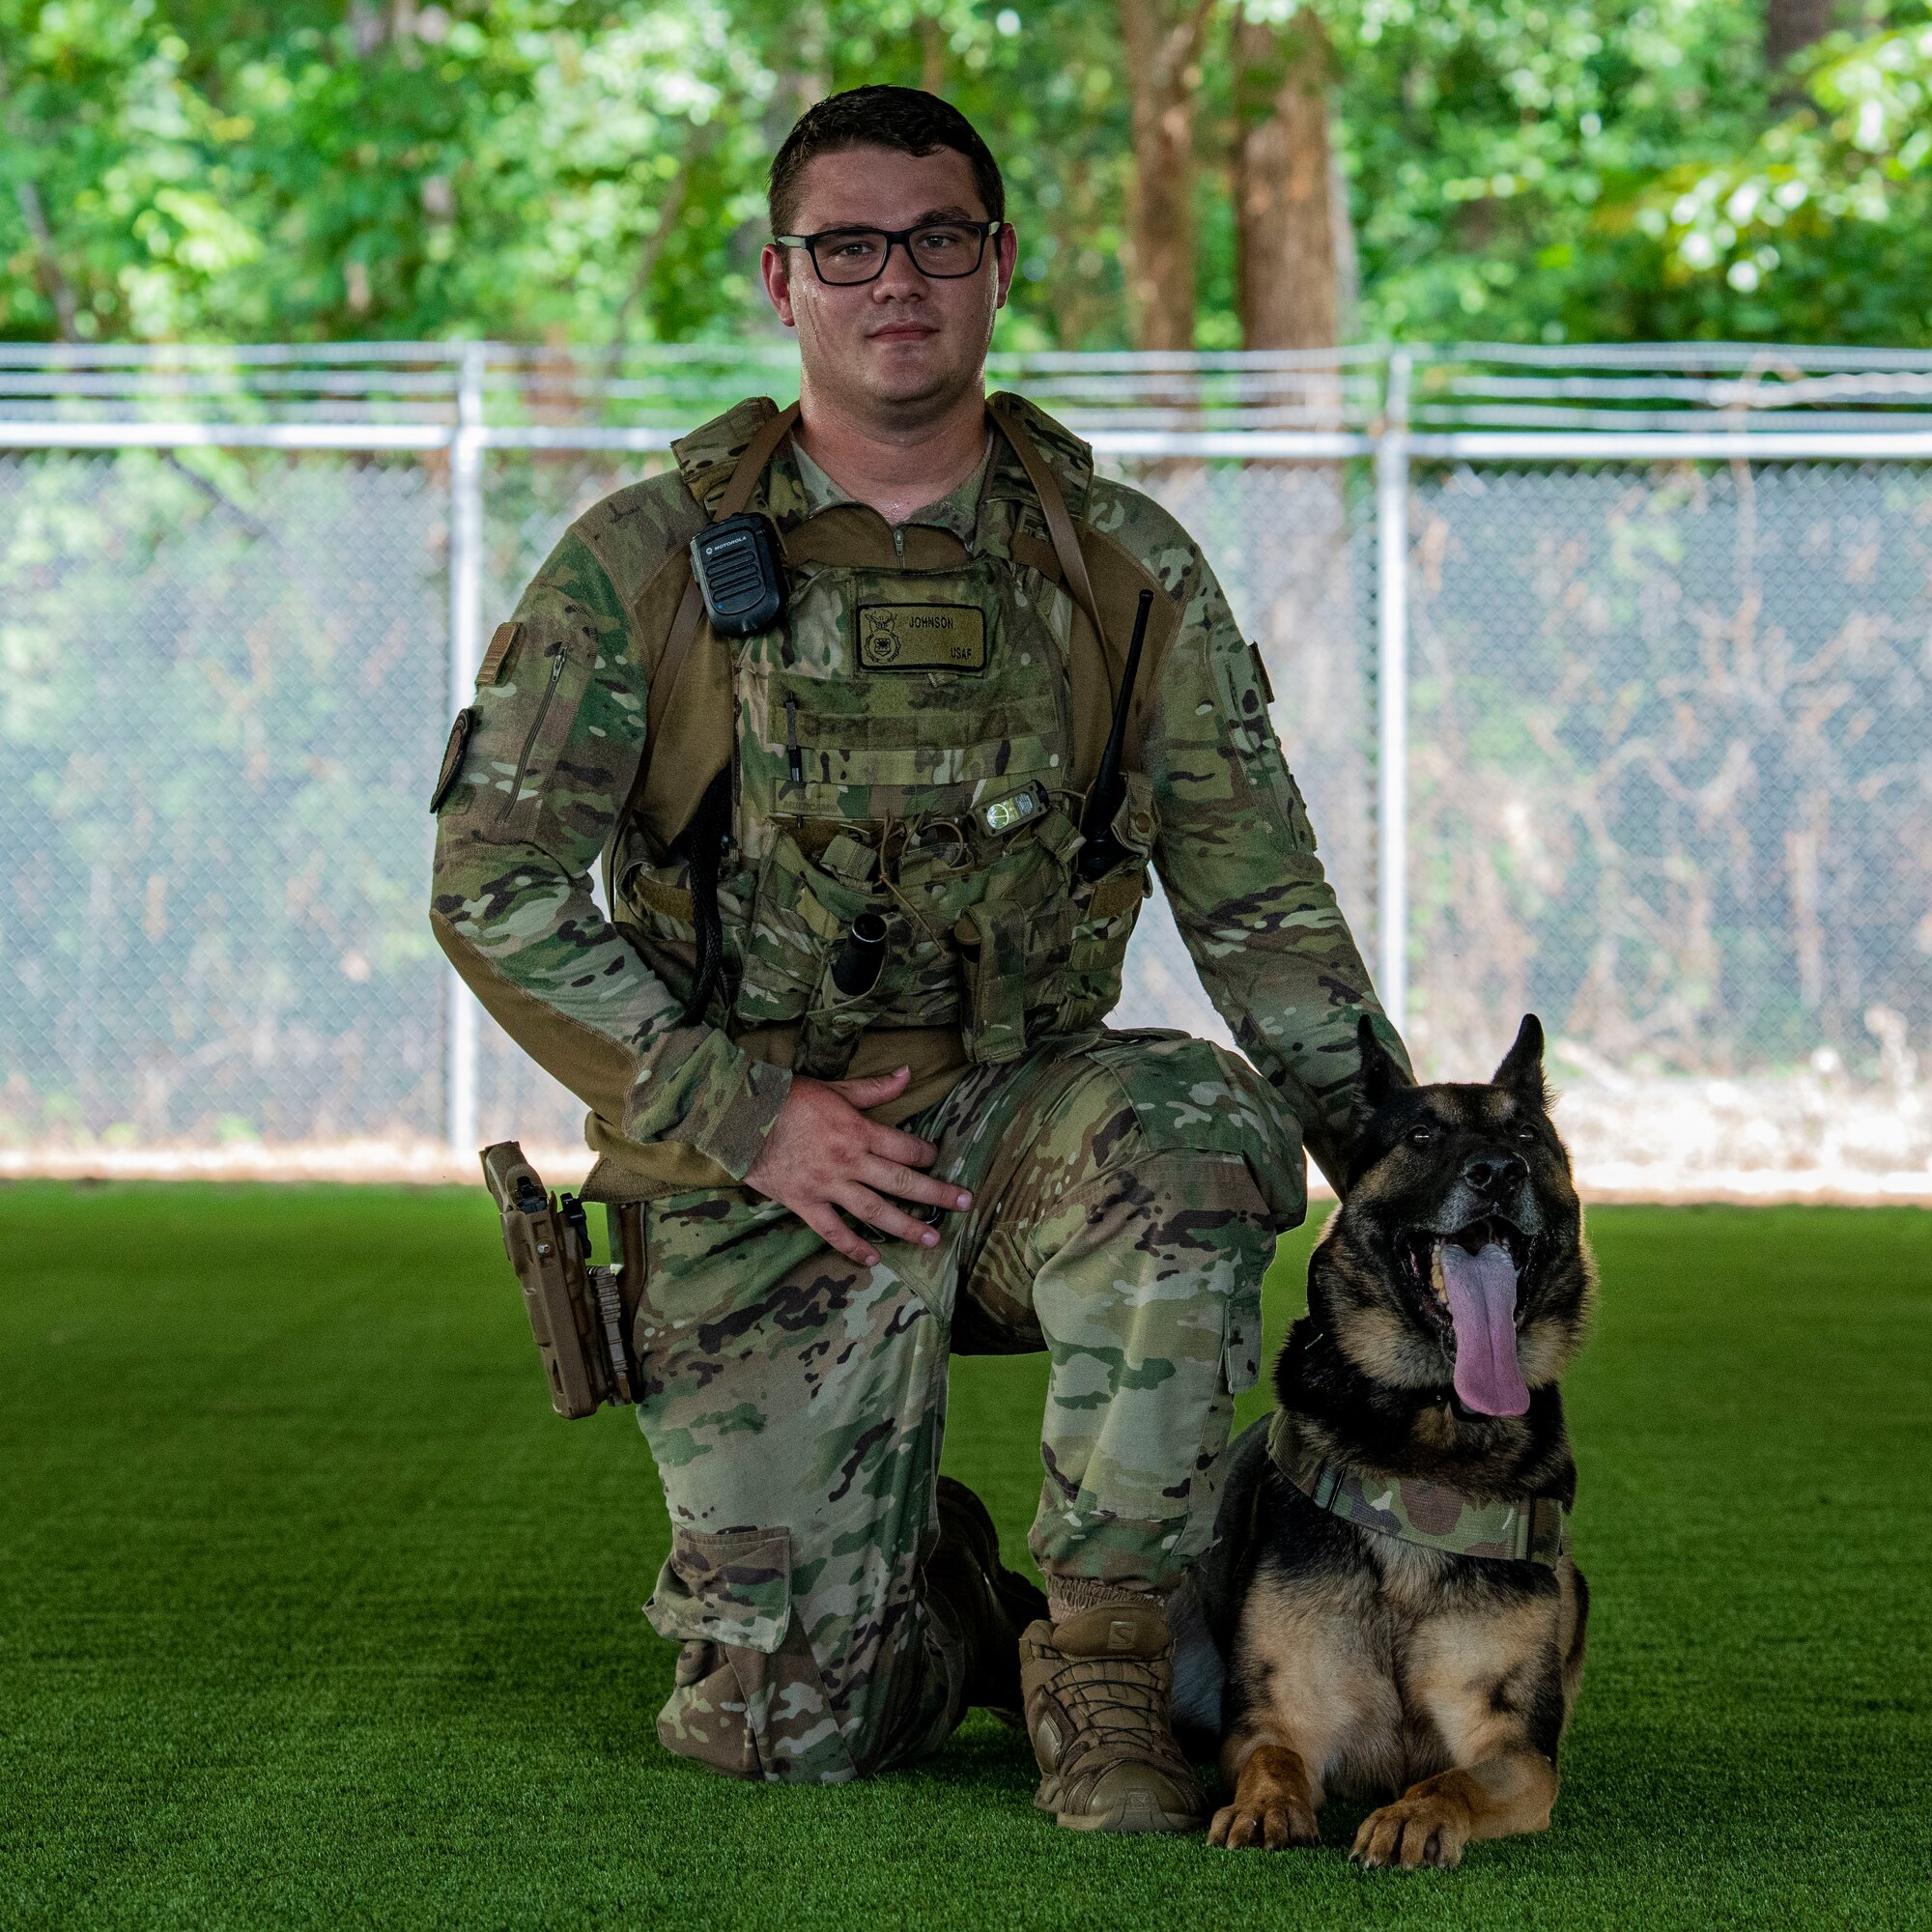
1043 1651 1189 1770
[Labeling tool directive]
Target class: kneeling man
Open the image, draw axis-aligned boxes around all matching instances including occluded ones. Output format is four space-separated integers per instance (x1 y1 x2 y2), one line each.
431 84 1406 1831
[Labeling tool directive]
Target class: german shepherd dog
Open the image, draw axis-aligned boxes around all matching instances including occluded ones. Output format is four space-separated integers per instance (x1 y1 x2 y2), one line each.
1188 1014 1594 1868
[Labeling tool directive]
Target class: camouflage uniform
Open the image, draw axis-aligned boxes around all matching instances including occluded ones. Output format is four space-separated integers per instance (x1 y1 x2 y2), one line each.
431 394 1404 1782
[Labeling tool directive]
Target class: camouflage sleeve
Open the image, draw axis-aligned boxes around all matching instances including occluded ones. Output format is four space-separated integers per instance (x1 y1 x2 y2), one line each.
429 527 789 1179
1119 492 1412 1186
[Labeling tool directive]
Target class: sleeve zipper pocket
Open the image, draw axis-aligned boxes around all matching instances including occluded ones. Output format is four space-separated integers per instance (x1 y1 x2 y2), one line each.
497 646 568 821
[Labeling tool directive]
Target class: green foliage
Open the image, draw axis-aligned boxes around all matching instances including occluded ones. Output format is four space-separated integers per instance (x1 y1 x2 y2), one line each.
5 0 1932 348
1 1 783 343
1324 0 1776 342
1633 9 1932 339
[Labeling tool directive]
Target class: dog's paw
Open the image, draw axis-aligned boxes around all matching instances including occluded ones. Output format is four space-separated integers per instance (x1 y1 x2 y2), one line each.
1208 1796 1320 1850
1350 1795 1468 1870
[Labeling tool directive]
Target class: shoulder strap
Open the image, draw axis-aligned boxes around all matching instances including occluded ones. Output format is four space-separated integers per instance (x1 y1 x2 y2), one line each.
602 402 799 900
986 393 1118 795
987 394 1105 648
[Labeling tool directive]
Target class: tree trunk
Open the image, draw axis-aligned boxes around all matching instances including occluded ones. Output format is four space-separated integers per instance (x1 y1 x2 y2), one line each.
1765 0 1836 71
1329 136 1359 335
1117 0 1216 353
918 16 946 96
14 181 78 341
1227 13 1364 936
1232 6 1339 352
608 135 698 353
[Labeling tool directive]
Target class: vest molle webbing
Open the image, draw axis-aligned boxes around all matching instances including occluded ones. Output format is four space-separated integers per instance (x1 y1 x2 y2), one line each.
601 393 1179 1120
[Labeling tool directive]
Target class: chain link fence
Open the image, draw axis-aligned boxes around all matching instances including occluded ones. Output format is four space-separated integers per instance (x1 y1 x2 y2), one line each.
2 344 1926 1196
2 448 447 1152
1403 460 1927 1194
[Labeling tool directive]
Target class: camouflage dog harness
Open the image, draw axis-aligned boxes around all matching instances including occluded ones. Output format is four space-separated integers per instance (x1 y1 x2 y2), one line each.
1267 1412 1570 1566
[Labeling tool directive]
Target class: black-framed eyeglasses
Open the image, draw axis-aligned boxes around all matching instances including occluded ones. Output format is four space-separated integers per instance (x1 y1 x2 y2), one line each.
773 219 1006 286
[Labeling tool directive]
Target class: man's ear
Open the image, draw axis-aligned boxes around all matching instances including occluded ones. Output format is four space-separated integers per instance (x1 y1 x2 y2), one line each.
1357 1013 1412 1115
1491 1013 1548 1110
993 219 1018 308
760 242 798 328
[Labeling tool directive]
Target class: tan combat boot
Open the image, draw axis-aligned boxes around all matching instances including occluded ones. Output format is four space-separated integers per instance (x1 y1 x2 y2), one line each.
921 1476 1049 1726
1020 1602 1208 1833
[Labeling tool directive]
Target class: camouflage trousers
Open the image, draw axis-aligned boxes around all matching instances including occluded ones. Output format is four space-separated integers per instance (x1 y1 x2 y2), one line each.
633 1028 1301 1784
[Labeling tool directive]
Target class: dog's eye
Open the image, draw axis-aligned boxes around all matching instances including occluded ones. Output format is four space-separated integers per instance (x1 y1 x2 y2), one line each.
1406 1124 1435 1147
1515 1127 1537 1144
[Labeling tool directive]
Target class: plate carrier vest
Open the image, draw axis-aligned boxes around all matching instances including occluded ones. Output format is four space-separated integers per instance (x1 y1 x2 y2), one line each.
592 392 1183 1193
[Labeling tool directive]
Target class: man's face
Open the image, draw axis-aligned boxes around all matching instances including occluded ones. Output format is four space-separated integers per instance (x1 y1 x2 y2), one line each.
761 145 1017 429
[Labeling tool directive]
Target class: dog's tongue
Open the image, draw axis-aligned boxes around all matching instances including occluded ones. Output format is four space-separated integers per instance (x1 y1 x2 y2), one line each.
1441 1241 1530 1416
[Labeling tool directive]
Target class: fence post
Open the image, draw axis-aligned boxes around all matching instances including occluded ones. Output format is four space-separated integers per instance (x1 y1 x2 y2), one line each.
1375 349 1412 1037
444 341 486 1157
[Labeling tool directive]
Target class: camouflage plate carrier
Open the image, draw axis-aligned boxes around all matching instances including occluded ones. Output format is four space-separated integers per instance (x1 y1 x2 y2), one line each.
430 392 1404 1782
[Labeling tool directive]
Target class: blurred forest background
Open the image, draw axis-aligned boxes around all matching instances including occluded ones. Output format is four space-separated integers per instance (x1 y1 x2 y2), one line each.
6 0 1932 354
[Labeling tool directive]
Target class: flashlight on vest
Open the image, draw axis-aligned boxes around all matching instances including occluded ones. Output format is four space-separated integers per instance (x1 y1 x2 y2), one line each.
691 512 787 637
831 910 889 999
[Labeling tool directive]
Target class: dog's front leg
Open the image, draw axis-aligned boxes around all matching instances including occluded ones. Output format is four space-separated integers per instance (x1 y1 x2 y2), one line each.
1350 1749 1558 1870
1209 1725 1323 1850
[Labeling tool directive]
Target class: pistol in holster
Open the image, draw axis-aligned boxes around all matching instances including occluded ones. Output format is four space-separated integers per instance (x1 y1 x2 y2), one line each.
481 1142 646 1420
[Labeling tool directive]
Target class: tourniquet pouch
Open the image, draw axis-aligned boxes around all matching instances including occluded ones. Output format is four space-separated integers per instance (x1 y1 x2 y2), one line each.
733 828 880 1030
950 822 1077 1065
792 940 894 1079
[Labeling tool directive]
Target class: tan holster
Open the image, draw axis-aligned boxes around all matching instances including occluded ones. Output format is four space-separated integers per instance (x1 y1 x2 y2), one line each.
481 1141 645 1419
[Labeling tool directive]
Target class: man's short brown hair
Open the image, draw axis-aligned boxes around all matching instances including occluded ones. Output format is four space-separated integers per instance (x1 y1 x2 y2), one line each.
768 86 1006 238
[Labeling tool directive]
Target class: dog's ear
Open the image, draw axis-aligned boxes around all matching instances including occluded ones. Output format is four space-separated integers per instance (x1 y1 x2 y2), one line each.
1357 1013 1412 1115
1492 1013 1548 1110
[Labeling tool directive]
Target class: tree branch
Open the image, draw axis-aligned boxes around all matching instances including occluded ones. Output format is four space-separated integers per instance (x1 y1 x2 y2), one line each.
14 178 78 341
1174 0 1221 73
607 122 710 355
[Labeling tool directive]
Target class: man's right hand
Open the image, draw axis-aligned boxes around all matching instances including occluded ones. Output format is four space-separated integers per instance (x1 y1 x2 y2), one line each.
744 1065 972 1267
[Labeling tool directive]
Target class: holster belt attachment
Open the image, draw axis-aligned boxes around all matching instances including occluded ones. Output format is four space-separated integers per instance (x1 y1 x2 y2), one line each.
482 1141 645 1420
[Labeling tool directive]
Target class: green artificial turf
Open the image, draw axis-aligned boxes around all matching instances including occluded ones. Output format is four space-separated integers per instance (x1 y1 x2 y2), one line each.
1 1184 1927 1930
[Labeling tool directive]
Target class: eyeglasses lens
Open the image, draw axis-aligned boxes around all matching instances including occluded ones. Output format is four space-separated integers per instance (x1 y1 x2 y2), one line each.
815 224 986 284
